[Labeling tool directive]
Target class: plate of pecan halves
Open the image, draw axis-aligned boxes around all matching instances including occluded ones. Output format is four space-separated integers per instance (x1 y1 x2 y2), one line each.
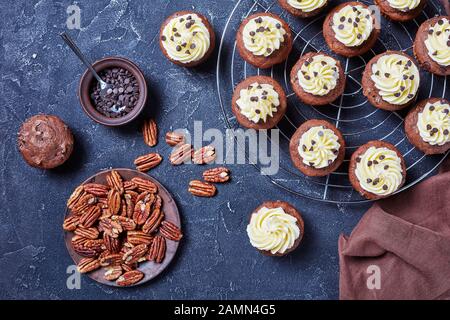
63 168 182 287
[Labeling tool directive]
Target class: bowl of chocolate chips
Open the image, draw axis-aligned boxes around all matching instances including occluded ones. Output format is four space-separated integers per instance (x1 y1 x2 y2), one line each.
78 57 147 126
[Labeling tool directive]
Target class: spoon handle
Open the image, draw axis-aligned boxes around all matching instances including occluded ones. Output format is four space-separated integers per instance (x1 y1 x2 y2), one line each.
60 32 104 84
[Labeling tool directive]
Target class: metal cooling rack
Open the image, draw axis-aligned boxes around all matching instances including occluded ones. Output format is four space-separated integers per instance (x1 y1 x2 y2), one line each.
216 0 450 203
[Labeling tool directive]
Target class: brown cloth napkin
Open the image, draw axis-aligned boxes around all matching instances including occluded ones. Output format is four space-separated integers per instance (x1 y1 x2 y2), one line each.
339 157 450 300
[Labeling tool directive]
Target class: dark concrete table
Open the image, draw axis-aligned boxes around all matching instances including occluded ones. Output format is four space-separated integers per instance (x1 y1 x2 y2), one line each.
0 0 372 299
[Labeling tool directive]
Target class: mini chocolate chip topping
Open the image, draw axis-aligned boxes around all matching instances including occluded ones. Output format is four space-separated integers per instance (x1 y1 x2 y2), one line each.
311 140 316 145
348 18 352 23
338 24 344 30
400 86 406 91
179 18 184 22
304 75 311 80
406 60 412 67
447 40 450 47
323 85 328 90
161 35 166 41
430 105 435 111
428 29 434 35
373 160 379 165
257 84 262 89
379 155 385 160
444 129 449 135
427 124 432 130
340 16 345 22
318 131 324 137
367 160 373 166
267 48 272 54
309 162 314 166
321 61 327 66
313 71 318 77
176 45 181 51
249 31 255 36
409 75 414 80
304 61 310 66
332 149 338 155
443 109 449 114
302 145 307 151
353 22 358 28
438 19 444 25
367 178 372 183
373 178 380 185
383 184 388 190
385 73 390 78
375 71 380 76
397 60 403 65
276 23 281 29
357 34 362 39
309 146 314 151
403 75 408 80
432 51 438 56
394 92 401 97
407 94 414 99
255 17 263 23
384 165 389 170
172 27 177 32
436 31 442 36
432 127 439 133
250 96 259 102
356 157 361 163
190 43 196 49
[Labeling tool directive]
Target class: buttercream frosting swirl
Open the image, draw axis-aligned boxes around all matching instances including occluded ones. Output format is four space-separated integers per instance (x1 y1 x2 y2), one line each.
243 16 286 57
370 53 420 105
355 146 403 196
425 18 450 67
298 54 340 96
332 4 373 47
236 82 279 123
247 206 300 254
298 126 340 168
386 0 420 12
161 13 210 64
417 101 450 146
287 0 327 12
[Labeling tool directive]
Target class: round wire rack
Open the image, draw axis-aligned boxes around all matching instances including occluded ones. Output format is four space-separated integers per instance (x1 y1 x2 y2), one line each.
216 0 450 203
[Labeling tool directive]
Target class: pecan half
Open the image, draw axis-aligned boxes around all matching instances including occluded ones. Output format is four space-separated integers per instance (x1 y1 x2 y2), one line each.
106 170 124 195
99 218 123 238
67 185 85 209
73 243 100 258
111 215 136 231
107 189 121 215
142 118 158 147
72 193 98 214
121 263 136 272
133 193 154 225
104 266 123 281
193 145 216 164
159 221 183 241
203 167 231 183
188 180 216 197
83 239 105 252
165 131 185 146
147 235 166 263
122 244 148 265
99 253 122 267
131 177 158 194
71 235 89 246
116 270 144 286
127 231 154 245
74 227 99 240
142 207 164 234
63 215 80 231
103 233 121 253
123 181 137 191
134 153 162 172
77 257 100 273
83 183 109 197
79 205 102 228
169 143 192 165
124 193 136 218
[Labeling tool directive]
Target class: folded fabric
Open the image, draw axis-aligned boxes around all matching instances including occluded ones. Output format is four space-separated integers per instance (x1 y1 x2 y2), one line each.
339 157 450 300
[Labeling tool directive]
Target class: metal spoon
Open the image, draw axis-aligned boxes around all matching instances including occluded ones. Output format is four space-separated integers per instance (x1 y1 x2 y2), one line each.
60 32 112 98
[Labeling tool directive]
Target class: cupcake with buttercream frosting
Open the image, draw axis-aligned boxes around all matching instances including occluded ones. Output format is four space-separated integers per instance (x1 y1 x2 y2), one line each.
278 0 328 18
374 0 427 22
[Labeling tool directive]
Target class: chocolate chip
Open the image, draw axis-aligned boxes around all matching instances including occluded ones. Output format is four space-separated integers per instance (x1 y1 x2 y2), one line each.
255 109 260 114
375 71 380 76
373 178 380 185
353 22 358 28
427 124 432 130
357 34 362 39
379 155 385 160
257 84 262 89
257 26 265 33
338 24 344 30
403 75 408 80
432 128 439 133
384 165 389 170
385 73 390 78
367 160 373 166
348 18 353 23
438 19 444 25
249 30 256 37
309 162 314 166
302 145 307 151
276 23 281 29
174 32 181 37
185 50 191 55
428 29 434 35
432 51 438 56
311 140 316 145
406 60 412 67
305 75 311 80
255 17 263 24
400 86 405 91
436 31 442 36
430 105 435 111
267 48 272 54
181 42 187 47
447 40 450 47
179 18 184 22
340 17 345 22
250 96 259 102
409 75 415 80
407 94 414 99
367 178 372 183
332 149 338 155
394 92 401 97
356 157 361 163
309 146 314 151
443 109 449 114
373 160 379 165
304 61 310 66
318 131 324 137
397 60 403 65
382 184 388 190
444 129 449 135
176 45 181 51
172 27 177 32
324 85 328 90
187 15 192 20
321 61 327 66
161 35 166 41
328 160 333 165
313 71 318 77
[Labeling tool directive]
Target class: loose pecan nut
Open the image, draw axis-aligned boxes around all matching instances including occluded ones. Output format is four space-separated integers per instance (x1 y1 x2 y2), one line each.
83 239 105 252
107 189 121 215
147 235 166 263
99 253 123 267
131 177 158 194
127 231 154 245
74 227 99 240
123 181 137 191
165 131 185 146
188 180 216 197
159 221 183 241
103 233 121 253
63 215 80 231
122 244 148 265
79 205 102 228
169 143 193 165
142 207 164 234
111 215 136 231
73 243 100 258
133 194 154 225
72 193 98 214
142 118 158 147
83 183 109 197
203 167 231 183
99 218 123 238
77 257 101 273
106 170 124 195
193 145 216 164
116 270 144 286
104 266 123 281
67 185 85 209
134 153 162 172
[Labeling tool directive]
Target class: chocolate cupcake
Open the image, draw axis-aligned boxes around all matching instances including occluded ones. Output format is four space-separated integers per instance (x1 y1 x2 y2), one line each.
289 119 345 176
290 52 346 106
323 2 380 57
159 11 215 67
413 16 450 76
236 13 293 69
232 75 287 129
405 98 450 155
246 201 304 257
18 114 74 169
349 140 406 200
374 0 427 22
362 51 420 111
278 0 328 18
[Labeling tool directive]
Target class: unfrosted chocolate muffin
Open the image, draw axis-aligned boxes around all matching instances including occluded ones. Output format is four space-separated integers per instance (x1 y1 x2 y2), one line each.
18 114 74 169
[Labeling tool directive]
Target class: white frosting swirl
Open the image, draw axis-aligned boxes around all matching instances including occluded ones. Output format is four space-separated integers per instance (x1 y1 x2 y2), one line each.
243 16 286 57
161 13 210 64
355 146 403 196
236 82 280 123
247 206 300 254
425 18 450 67
370 53 420 105
298 126 340 169
287 0 327 12
332 4 373 47
386 0 420 12
297 54 340 96
417 101 450 146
